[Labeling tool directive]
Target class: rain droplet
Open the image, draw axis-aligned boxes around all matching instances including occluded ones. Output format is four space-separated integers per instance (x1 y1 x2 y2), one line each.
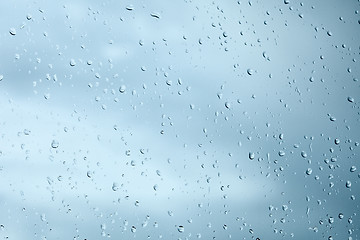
0 75 3 81
224 102 231 109
249 152 255 160
278 150 285 157
112 182 119 191
247 68 254 75
150 12 161 19
51 140 59 148
126 5 134 11
119 85 126 93
334 138 340 145
306 168 312 175
350 166 356 172
327 31 332 36
338 213 344 219
131 226 136 233
284 0 290 4
9 28 16 36
329 116 336 122
347 96 354 103
69 59 76 66
345 181 351 188
40 214 47 222
301 151 307 158
26 14 32 20
177 225 184 233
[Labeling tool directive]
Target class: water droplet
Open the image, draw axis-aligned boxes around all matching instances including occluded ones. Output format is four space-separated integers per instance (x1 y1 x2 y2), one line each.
177 225 184 233
284 0 290 4
150 12 161 19
0 75 3 81
327 31 332 36
51 140 59 148
225 102 231 109
350 166 356 172
338 213 344 219
126 5 134 11
334 138 340 145
119 85 126 93
69 59 76 66
9 28 16 36
301 151 307 158
40 214 46 222
247 68 254 75
112 182 119 191
26 14 32 20
345 181 351 188
23 129 31 135
131 226 136 233
306 168 312 175
278 150 285 157
249 152 255 160
153 184 158 191
329 116 336 122
347 96 354 103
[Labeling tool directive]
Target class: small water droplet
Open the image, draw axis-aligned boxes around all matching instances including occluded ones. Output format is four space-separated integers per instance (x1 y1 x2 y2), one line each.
345 181 351 188
284 0 290 4
347 96 354 103
112 182 119 191
225 102 231 109
177 225 184 233
9 28 16 36
131 226 136 233
334 138 340 145
247 68 254 75
126 5 134 11
306 168 312 175
119 85 126 93
278 150 285 157
249 152 255 160
0 75 3 81
301 151 307 158
69 59 76 66
150 12 161 19
350 166 356 172
51 140 59 148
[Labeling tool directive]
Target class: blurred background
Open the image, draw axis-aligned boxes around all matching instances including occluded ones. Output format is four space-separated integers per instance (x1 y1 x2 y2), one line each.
0 0 359 239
